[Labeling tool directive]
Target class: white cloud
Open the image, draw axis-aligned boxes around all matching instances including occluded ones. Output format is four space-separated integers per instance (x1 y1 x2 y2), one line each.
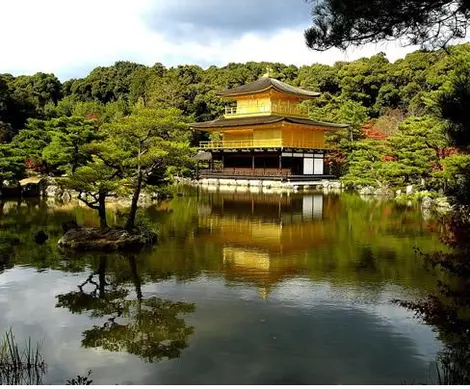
0 0 434 80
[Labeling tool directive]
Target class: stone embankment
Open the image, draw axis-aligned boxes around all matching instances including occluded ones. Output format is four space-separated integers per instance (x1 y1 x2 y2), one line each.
196 177 343 192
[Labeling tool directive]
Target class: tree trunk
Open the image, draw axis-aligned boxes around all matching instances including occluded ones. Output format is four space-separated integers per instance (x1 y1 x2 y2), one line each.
98 191 108 229
125 167 143 231
128 256 142 301
72 144 79 173
97 256 107 299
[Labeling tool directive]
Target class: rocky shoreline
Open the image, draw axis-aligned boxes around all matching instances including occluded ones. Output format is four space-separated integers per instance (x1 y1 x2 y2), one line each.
7 175 454 217
358 184 452 215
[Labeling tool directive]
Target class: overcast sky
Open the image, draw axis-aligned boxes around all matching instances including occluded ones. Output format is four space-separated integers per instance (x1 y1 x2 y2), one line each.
1 0 426 80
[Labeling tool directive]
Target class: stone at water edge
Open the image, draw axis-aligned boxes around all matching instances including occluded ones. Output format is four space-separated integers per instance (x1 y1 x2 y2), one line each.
433 197 452 213
374 187 394 197
58 227 157 251
359 186 375 196
421 196 433 209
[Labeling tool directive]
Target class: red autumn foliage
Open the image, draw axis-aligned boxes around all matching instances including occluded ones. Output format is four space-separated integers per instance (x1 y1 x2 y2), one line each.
361 121 389 140
25 158 43 172
85 113 99 121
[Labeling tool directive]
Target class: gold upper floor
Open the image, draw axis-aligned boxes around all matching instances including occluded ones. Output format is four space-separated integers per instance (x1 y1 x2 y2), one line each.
199 122 330 149
224 90 308 119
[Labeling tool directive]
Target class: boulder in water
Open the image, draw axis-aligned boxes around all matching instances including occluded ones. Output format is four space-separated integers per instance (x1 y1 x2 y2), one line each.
34 230 48 244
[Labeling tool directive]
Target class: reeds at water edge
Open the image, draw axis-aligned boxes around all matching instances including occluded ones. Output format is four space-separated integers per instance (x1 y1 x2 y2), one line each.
0 328 46 385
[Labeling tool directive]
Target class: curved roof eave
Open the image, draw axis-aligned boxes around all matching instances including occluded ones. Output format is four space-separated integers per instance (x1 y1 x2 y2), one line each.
190 115 348 130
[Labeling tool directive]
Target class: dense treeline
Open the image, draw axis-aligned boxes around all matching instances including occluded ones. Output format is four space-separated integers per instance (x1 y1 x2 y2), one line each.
1 43 470 200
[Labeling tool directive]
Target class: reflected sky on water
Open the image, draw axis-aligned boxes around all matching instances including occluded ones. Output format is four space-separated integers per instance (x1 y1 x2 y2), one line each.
0 189 444 384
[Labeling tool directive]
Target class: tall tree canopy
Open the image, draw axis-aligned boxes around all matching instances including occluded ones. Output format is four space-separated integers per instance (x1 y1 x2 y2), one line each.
304 0 470 51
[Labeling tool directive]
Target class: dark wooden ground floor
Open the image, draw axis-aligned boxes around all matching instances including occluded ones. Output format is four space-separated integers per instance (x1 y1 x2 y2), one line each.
197 149 337 179
198 169 335 181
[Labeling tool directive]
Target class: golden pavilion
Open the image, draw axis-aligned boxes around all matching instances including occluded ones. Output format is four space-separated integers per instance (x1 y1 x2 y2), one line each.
191 73 347 182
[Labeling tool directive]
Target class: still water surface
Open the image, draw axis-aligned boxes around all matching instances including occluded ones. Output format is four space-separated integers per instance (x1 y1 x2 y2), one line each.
0 189 444 384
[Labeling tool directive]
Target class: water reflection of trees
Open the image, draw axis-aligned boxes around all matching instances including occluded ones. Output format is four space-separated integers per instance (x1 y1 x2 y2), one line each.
397 206 470 384
56 255 195 362
0 194 443 291
0 194 456 369
0 199 82 271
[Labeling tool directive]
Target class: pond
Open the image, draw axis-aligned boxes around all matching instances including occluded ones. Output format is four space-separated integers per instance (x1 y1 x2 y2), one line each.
0 188 445 384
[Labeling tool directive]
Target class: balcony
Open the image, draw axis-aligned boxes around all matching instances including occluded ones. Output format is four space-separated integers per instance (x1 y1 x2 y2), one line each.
200 139 282 149
199 139 331 149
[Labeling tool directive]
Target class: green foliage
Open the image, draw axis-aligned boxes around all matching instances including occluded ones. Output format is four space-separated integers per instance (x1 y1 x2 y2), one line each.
308 96 368 170
338 53 391 114
385 116 447 185
41 116 98 173
10 119 50 168
99 107 192 229
2 45 470 139
438 64 470 148
0 143 25 187
64 61 145 103
341 138 387 188
435 62 470 204
296 63 341 94
2 44 470 198
101 107 192 185
62 159 125 228
10 73 61 111
62 159 125 197
309 95 368 135
433 154 470 204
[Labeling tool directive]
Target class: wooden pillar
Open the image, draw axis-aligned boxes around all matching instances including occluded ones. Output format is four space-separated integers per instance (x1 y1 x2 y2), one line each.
252 155 255 171
279 154 282 175
210 157 214 171
222 155 225 170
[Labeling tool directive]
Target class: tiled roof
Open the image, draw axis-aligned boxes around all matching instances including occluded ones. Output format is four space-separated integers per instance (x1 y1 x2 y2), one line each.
191 115 348 129
217 78 320 99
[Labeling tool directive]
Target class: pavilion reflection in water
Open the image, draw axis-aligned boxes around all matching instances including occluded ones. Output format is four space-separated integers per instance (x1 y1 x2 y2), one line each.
197 190 338 298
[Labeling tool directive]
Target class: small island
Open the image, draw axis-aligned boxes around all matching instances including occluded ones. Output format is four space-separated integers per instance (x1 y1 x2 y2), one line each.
58 226 157 251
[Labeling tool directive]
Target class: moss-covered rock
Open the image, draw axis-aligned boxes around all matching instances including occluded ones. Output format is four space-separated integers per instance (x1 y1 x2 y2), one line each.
58 227 157 251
